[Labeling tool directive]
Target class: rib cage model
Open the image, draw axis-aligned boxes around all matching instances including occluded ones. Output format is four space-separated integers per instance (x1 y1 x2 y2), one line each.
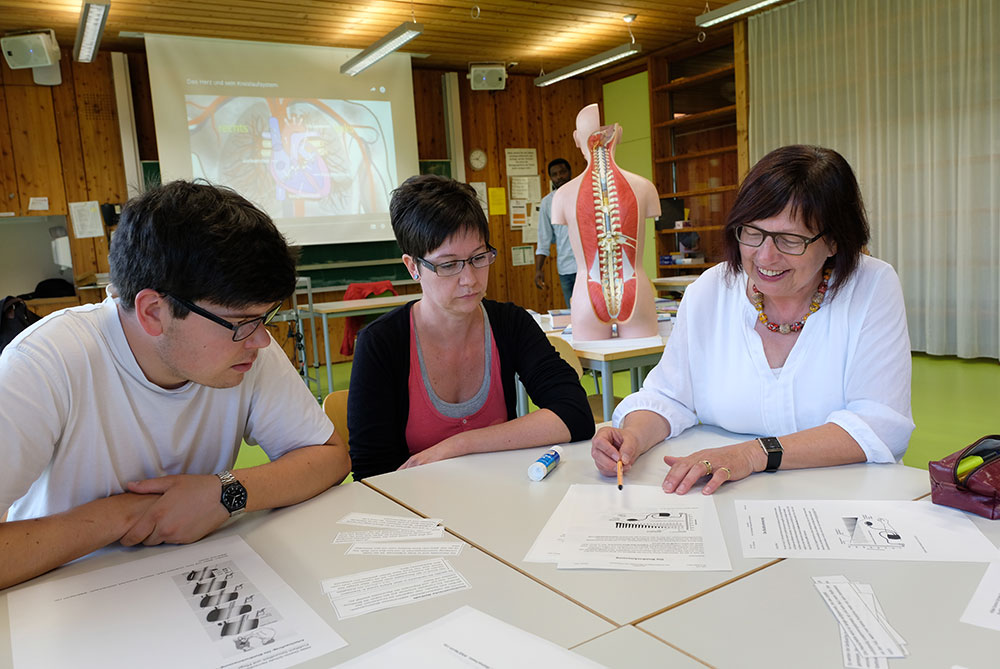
576 125 639 323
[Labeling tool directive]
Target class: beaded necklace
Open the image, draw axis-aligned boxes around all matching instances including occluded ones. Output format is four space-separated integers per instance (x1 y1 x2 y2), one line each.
750 267 832 335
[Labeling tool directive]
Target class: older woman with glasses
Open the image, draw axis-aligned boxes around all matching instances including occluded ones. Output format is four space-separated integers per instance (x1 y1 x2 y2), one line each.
592 145 914 493
348 175 594 479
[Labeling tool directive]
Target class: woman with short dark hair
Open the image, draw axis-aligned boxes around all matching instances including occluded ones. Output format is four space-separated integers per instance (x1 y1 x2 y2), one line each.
349 175 594 479
591 146 914 493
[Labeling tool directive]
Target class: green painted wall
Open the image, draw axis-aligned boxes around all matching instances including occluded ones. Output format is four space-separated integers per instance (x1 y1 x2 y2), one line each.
602 72 656 278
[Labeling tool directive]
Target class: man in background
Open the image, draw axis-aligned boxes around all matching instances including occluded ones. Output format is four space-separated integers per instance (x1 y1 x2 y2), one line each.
0 180 350 589
534 158 576 307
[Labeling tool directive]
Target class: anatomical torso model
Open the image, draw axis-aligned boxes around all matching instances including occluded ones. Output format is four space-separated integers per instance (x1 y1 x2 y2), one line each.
552 104 659 340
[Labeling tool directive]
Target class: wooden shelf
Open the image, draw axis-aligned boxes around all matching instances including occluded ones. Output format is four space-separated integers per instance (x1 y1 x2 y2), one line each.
658 185 738 199
654 146 737 165
658 262 718 270
652 105 736 130
652 64 736 93
657 225 726 234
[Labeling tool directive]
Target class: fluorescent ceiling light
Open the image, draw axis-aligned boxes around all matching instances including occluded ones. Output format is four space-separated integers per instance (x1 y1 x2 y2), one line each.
695 0 784 28
340 21 423 76
534 42 642 87
73 0 110 62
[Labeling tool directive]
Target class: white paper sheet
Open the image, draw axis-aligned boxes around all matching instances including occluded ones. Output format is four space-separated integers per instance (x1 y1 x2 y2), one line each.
8 536 345 669
736 499 1000 562
961 562 1000 631
345 542 464 557
321 558 470 620
332 527 445 544
68 200 106 238
335 605 607 668
504 148 538 176
525 484 731 571
336 512 442 531
813 576 906 665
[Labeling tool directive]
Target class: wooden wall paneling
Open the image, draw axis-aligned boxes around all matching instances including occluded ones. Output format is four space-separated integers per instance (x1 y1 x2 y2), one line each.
72 53 128 205
733 20 750 182
412 69 447 160
50 52 101 285
0 87 21 215
72 52 128 273
4 85 67 216
459 82 507 302
126 52 158 162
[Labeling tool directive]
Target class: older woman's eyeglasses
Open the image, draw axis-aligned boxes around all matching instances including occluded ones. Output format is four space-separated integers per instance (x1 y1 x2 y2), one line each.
164 294 282 341
416 246 498 277
735 224 827 256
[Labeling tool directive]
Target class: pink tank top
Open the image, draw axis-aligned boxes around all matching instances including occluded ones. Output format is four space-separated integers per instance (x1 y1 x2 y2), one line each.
404 309 507 455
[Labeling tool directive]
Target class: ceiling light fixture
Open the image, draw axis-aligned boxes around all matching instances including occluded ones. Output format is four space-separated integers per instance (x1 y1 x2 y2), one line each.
340 21 423 76
695 0 784 28
535 14 641 87
73 0 110 62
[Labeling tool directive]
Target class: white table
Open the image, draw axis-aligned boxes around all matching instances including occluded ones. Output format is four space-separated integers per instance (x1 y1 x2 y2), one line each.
0 482 613 668
363 425 931 625
571 625 708 668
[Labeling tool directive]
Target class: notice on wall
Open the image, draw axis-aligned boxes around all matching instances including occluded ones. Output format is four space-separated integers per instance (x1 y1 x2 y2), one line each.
68 201 106 239
510 199 527 228
504 148 538 177
469 182 489 218
488 187 507 216
509 175 541 202
511 245 534 267
27 196 49 211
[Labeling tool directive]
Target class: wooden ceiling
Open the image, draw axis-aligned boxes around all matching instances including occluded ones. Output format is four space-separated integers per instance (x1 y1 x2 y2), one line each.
0 0 733 75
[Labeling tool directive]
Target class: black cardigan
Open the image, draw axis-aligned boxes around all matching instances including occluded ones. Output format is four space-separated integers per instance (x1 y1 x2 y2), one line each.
347 299 594 479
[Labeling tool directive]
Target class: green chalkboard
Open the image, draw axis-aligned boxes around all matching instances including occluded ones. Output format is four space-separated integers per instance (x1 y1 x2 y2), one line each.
295 240 408 289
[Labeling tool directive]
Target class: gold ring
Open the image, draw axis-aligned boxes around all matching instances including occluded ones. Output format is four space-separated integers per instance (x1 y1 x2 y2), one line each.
720 466 732 481
701 460 713 476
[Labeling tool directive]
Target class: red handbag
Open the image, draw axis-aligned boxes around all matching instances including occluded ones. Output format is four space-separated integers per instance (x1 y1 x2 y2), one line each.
929 435 1000 519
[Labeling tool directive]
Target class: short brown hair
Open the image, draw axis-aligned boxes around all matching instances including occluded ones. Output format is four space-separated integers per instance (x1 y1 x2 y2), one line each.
390 175 490 259
723 145 870 294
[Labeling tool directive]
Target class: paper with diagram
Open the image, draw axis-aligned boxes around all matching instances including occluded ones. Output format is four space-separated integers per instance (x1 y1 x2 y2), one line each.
8 535 345 669
736 499 1000 561
525 484 731 571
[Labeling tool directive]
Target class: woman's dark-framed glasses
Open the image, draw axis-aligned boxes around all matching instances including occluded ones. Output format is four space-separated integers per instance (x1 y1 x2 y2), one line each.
735 224 827 256
417 245 498 277
165 294 282 342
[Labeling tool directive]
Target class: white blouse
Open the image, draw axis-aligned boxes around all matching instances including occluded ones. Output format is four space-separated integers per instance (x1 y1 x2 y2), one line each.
613 255 914 462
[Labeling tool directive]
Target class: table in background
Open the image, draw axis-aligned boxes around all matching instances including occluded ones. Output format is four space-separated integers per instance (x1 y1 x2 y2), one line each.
302 292 420 393
568 335 665 422
363 425 931 626
651 274 699 294
0 482 616 668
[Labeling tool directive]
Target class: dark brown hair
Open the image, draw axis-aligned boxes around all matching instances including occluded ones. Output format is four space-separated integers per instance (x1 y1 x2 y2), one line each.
723 145 870 294
390 174 490 259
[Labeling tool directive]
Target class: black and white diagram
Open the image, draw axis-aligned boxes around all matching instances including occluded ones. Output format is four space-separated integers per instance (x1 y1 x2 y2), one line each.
839 515 905 550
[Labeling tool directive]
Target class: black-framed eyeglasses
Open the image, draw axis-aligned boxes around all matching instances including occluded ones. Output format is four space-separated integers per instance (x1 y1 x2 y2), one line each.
416 245 498 277
164 294 282 342
735 224 827 256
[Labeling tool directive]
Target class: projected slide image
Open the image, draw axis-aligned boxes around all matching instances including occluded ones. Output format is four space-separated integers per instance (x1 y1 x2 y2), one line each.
187 95 396 219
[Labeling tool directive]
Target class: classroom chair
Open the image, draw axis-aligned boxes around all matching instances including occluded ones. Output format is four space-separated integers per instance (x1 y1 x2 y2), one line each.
323 389 350 446
545 334 622 423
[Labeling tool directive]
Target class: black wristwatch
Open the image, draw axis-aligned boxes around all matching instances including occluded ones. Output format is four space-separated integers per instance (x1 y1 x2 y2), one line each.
758 437 783 473
216 470 247 517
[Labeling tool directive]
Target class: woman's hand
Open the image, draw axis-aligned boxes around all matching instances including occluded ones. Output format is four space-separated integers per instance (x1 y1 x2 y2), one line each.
591 426 643 477
662 440 766 495
398 434 467 470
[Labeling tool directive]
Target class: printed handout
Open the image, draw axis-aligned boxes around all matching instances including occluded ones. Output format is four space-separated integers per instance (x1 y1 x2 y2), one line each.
813 575 907 668
322 558 470 620
336 512 442 531
525 484 731 571
961 562 1000 631
8 536 345 669
736 499 1000 562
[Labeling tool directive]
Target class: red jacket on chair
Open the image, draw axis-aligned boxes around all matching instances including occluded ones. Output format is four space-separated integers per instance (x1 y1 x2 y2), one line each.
340 281 398 356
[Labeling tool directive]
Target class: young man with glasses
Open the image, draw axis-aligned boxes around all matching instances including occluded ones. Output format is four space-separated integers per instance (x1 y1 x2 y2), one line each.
347 175 593 479
0 181 350 589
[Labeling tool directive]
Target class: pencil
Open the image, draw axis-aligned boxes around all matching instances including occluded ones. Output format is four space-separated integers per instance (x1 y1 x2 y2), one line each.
617 459 623 490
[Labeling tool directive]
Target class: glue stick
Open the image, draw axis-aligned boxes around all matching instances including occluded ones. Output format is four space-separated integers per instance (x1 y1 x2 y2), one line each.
528 446 563 481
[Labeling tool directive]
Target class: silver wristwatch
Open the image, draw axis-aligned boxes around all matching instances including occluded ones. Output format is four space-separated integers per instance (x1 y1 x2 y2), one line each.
216 470 248 517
